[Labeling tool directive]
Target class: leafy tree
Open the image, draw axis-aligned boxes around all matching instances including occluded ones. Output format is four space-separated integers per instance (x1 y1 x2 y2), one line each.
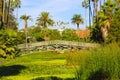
39 28 52 41
20 14 32 48
62 29 80 41
36 11 54 28
71 14 83 29
28 26 42 42
50 29 61 40
17 30 25 44
55 21 69 29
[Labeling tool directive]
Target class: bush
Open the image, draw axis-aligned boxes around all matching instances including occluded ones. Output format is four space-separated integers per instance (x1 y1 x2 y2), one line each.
62 29 80 41
0 29 18 58
76 43 120 80
64 49 90 66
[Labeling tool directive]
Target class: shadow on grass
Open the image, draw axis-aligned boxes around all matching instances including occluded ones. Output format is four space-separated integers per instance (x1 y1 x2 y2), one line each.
87 69 110 80
32 76 75 80
0 65 26 77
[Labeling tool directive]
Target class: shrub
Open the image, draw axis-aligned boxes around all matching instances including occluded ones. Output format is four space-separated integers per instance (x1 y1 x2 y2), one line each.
76 43 120 80
0 29 18 58
64 49 90 66
62 29 80 41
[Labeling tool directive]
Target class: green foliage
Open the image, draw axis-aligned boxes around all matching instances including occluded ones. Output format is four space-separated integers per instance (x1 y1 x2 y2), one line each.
36 11 54 28
40 28 52 39
82 0 89 8
90 0 117 43
0 29 18 58
28 26 42 42
62 29 80 41
20 14 32 21
90 24 103 43
17 31 25 44
64 49 89 66
71 14 83 29
75 43 120 80
108 7 120 42
50 29 61 40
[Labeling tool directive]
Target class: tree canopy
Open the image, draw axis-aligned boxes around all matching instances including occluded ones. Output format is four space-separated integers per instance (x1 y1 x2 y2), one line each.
36 11 54 28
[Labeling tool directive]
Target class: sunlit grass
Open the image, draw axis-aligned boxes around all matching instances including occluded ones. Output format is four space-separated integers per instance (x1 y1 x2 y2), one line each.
0 51 75 80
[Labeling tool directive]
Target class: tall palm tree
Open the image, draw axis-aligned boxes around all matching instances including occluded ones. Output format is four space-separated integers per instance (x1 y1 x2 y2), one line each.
82 0 89 28
11 0 21 20
36 11 54 28
100 0 102 9
20 14 32 48
92 0 98 22
88 0 92 27
0 0 5 29
2 0 6 27
6 0 11 27
6 0 21 28
71 14 83 29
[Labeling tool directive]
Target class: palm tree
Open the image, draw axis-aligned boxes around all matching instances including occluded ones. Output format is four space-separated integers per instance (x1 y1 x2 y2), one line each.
82 0 89 28
100 0 102 9
92 0 98 22
98 11 110 42
71 14 83 29
0 0 4 28
20 14 32 48
6 0 11 27
36 11 54 28
6 0 21 28
88 0 92 27
2 0 6 27
11 0 21 20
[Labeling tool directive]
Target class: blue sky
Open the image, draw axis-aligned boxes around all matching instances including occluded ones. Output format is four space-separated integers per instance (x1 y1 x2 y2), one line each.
15 0 90 30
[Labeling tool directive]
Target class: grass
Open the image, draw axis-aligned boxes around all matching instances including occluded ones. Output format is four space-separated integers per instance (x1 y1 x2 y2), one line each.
0 51 75 80
1 43 119 80
75 43 120 80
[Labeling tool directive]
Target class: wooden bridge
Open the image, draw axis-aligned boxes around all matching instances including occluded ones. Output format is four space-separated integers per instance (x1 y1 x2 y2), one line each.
18 40 98 52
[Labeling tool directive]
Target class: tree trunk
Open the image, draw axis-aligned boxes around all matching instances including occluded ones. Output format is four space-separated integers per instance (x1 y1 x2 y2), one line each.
94 0 98 23
89 0 91 27
25 20 28 48
77 23 79 29
100 0 102 10
16 7 18 21
7 0 10 28
2 0 5 27
0 0 4 28
85 8 87 28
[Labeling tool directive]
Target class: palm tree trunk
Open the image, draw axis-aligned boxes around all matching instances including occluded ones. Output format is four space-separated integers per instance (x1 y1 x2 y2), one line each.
85 8 87 28
7 0 10 28
2 0 5 27
0 0 4 28
25 20 28 48
94 0 98 23
16 7 18 21
77 23 79 29
89 0 91 27
100 0 102 10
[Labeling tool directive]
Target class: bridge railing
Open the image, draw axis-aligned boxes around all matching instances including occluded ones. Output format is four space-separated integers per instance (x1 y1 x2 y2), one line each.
18 40 98 49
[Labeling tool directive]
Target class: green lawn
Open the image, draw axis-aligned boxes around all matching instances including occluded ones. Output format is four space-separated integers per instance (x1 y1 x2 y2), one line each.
0 51 75 80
